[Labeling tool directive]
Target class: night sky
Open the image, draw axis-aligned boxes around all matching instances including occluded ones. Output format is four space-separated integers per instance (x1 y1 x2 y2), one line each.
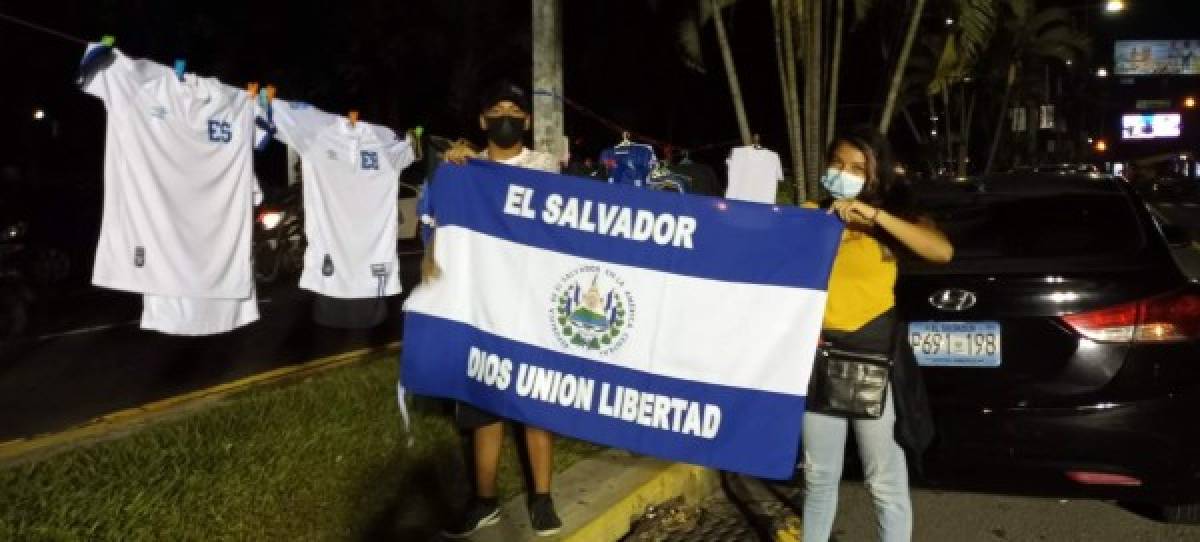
1 0 1198 189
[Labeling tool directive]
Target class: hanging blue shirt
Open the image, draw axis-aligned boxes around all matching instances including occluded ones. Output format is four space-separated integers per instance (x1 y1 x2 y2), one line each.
600 143 657 188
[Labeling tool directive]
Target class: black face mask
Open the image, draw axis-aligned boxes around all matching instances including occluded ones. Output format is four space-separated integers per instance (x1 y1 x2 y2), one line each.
485 115 525 148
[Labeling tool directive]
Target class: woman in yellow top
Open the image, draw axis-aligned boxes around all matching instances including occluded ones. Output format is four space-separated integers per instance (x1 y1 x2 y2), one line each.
803 126 952 542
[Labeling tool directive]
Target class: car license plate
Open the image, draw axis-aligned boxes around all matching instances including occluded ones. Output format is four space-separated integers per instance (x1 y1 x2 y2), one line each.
908 321 1001 368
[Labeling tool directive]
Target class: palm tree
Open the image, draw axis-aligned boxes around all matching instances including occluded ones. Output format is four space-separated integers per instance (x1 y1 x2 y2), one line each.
928 0 1002 175
671 1 750 145
801 0 824 194
772 0 804 199
983 2 1089 173
879 0 928 135
710 0 753 145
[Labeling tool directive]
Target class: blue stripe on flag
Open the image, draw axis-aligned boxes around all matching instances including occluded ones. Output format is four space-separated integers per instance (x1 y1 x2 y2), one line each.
426 160 842 290
401 312 806 479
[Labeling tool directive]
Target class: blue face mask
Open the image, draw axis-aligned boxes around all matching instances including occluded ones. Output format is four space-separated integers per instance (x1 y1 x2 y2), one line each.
820 167 866 199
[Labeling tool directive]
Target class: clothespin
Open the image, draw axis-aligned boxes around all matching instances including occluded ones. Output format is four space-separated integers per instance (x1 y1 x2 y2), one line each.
173 59 186 82
348 110 360 127
752 133 762 149
247 82 260 97
410 126 425 160
100 35 116 47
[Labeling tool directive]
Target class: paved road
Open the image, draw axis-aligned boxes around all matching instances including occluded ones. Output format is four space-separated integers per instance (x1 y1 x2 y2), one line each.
1150 200 1200 280
0 253 421 441
1152 200 1200 239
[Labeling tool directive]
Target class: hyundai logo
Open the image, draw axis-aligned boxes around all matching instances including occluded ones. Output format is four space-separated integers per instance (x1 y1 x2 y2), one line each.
930 289 977 311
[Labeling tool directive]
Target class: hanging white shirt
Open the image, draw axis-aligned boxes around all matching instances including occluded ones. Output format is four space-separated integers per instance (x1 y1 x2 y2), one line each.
82 47 257 300
82 45 260 335
138 177 266 335
267 100 415 298
139 292 259 336
725 145 784 204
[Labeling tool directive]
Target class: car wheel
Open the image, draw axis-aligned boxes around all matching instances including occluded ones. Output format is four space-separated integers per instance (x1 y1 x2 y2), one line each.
1163 502 1200 524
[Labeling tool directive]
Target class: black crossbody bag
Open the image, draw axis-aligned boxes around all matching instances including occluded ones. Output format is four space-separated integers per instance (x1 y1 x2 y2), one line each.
808 343 893 419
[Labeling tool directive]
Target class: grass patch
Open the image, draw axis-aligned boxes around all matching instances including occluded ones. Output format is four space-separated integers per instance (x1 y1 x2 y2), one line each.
0 354 600 541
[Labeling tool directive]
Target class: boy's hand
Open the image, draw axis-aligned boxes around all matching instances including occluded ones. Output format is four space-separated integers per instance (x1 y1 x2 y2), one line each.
443 140 476 165
420 238 441 282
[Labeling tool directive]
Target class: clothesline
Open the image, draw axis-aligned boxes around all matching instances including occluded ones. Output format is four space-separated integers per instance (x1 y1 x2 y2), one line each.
532 89 743 156
0 11 748 160
0 11 90 46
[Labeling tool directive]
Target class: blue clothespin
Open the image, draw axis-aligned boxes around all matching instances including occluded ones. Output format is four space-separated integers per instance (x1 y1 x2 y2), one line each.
174 59 187 82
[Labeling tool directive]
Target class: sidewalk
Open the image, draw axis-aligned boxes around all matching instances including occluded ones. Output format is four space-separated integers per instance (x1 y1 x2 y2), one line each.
478 452 717 542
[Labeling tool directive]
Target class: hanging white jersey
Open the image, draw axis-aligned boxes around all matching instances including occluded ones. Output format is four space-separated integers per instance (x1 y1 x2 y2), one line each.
267 100 415 298
82 47 257 299
138 177 266 336
725 146 784 204
141 293 259 336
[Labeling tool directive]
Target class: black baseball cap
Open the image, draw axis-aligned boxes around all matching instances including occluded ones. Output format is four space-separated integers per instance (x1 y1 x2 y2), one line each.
479 80 531 114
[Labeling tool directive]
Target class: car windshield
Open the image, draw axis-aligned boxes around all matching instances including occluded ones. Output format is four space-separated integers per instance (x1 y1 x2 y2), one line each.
904 179 1149 273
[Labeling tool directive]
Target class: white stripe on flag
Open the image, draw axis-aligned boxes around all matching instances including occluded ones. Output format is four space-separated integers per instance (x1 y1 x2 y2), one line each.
405 225 823 396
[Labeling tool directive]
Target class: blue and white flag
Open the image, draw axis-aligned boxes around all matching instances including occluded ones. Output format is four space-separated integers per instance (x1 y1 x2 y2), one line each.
402 160 842 478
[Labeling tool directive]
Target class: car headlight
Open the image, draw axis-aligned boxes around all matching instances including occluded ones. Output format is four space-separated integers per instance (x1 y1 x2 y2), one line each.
258 211 284 230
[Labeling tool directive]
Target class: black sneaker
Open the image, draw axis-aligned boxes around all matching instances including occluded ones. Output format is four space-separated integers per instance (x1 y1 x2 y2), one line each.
528 494 562 537
441 500 501 539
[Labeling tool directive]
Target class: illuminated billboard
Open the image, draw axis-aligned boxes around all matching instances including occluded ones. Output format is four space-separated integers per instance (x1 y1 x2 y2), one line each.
1121 113 1182 140
1115 40 1200 75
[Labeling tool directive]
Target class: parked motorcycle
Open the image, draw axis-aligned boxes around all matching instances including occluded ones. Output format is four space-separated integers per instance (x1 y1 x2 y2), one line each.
253 186 305 283
0 220 34 340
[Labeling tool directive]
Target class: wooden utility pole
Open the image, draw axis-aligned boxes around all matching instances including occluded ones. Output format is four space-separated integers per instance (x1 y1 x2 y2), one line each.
533 0 565 163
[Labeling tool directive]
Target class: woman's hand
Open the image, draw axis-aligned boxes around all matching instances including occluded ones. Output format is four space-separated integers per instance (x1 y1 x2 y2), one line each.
443 140 476 165
874 210 955 264
828 199 954 264
827 199 879 228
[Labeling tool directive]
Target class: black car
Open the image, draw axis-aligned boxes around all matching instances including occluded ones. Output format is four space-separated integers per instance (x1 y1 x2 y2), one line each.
898 173 1200 523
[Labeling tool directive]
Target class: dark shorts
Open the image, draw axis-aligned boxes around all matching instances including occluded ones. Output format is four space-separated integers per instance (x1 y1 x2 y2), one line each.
455 401 504 431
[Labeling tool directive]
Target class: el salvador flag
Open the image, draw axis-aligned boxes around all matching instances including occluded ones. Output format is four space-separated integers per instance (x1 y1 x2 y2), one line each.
402 160 842 479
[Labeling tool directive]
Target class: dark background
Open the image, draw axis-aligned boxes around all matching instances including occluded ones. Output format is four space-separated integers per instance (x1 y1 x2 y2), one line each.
0 0 1198 264
1 1 1197 176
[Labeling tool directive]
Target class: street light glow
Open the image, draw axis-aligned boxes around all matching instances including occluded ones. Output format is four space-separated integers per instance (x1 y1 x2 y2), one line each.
1185 96 1197 109
1096 67 1109 78
33 109 45 121
945 17 955 26
1094 139 1108 153
1105 0 1125 14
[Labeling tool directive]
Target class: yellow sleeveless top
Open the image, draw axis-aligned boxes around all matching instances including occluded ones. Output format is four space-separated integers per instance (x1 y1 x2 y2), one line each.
805 203 898 332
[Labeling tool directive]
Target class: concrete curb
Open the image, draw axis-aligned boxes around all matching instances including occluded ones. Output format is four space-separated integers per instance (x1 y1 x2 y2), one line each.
474 450 718 542
0 341 399 467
